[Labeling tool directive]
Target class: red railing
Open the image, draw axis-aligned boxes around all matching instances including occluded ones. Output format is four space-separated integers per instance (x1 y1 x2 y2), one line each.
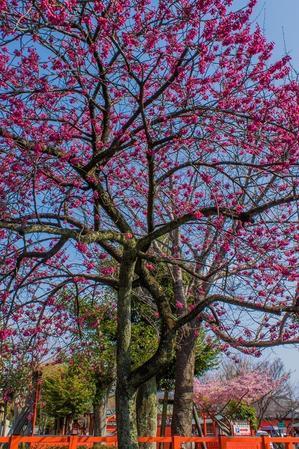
0 435 299 449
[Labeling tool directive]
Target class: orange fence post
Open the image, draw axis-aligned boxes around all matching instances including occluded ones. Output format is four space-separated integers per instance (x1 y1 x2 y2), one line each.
69 435 79 449
285 442 294 449
172 436 181 449
218 435 227 449
262 436 271 449
9 436 20 449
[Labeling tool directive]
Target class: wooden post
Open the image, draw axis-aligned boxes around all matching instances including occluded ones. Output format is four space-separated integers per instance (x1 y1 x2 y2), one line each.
203 415 207 437
212 420 216 436
159 390 169 449
31 370 42 435
193 406 207 449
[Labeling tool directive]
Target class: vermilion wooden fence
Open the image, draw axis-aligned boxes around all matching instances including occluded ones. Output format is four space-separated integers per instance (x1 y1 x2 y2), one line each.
0 435 299 449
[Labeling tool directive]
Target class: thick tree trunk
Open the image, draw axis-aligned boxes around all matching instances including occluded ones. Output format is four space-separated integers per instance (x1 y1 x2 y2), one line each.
116 387 138 449
116 247 138 449
171 324 197 436
170 228 197 437
137 376 157 449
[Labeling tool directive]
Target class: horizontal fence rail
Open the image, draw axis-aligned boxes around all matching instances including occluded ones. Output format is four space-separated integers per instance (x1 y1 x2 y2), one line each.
0 436 299 449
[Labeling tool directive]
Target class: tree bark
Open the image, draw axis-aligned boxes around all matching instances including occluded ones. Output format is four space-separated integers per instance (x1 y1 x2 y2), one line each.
137 376 157 449
1 402 8 436
54 417 64 435
160 390 169 437
171 324 197 436
116 247 138 449
170 228 197 437
93 389 109 436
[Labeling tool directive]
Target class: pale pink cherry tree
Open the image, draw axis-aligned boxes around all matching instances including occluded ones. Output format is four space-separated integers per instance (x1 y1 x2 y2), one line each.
193 369 285 434
0 0 299 447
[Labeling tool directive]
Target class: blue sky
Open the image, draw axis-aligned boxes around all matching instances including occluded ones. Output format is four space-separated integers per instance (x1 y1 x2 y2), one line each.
258 0 299 68
255 0 299 385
